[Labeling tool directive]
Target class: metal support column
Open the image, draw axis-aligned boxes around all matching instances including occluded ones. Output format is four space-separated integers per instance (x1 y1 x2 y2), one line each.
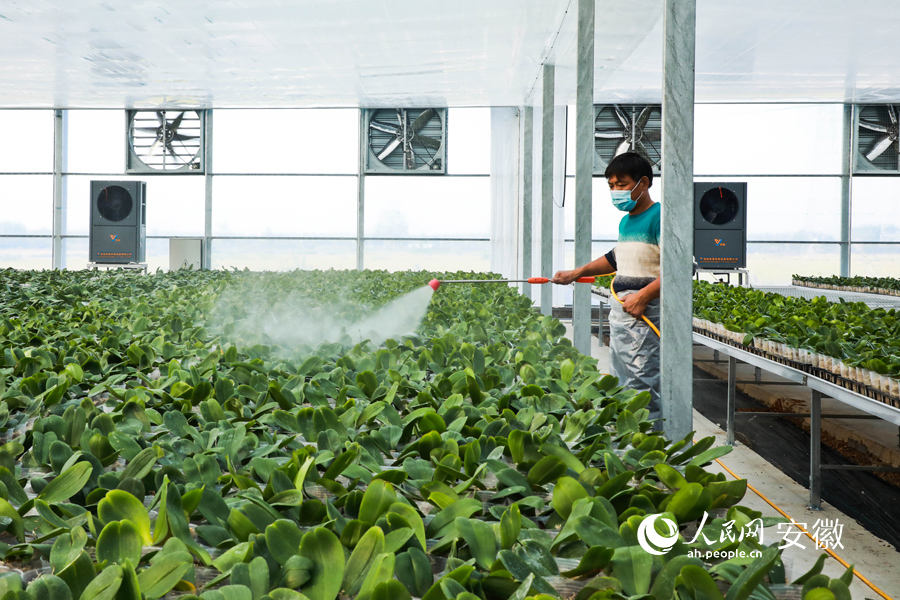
357 109 366 271
540 65 555 316
203 110 214 270
52 110 68 270
659 0 697 440
809 388 823 510
521 106 534 299
839 104 853 277
726 356 736 445
573 0 595 355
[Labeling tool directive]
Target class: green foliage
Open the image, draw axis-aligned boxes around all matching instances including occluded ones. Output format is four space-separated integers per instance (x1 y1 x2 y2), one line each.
0 269 813 600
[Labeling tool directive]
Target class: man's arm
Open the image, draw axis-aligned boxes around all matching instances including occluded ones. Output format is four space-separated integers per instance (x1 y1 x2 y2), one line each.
622 276 660 318
551 255 616 284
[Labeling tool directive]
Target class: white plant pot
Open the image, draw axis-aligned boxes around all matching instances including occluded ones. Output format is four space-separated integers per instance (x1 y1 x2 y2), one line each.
840 362 851 378
891 378 900 398
861 370 872 387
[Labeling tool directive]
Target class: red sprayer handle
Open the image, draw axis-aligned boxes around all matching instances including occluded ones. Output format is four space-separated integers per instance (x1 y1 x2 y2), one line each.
576 277 596 283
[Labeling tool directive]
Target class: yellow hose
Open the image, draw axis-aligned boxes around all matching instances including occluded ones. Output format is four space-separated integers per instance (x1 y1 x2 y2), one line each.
608 273 662 337
604 273 891 597
712 453 893 600
604 272 889 597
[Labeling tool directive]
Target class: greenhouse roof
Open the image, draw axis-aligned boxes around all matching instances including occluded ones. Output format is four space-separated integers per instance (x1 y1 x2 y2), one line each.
1 0 898 109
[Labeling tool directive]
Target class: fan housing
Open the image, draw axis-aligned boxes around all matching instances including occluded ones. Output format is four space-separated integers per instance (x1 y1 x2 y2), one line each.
364 108 447 174
126 109 206 174
853 104 900 174
594 104 662 175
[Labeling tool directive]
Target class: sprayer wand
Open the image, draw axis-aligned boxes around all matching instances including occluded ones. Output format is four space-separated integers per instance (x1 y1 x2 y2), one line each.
428 277 595 290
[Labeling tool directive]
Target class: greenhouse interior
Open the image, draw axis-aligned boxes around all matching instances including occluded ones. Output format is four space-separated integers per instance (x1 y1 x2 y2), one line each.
2 1 900 599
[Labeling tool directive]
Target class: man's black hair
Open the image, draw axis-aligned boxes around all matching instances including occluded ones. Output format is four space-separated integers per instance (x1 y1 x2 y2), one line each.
604 152 653 188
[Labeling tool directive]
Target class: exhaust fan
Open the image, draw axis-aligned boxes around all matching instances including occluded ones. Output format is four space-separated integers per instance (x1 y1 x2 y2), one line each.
594 104 662 175
854 104 900 174
364 108 447 174
126 109 205 174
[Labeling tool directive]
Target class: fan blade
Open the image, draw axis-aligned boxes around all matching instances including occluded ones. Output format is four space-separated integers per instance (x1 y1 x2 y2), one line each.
634 141 654 164
171 133 200 142
613 105 630 129
866 135 894 161
411 108 436 133
636 106 654 129
135 127 163 133
147 136 164 156
414 133 442 150
156 111 166 128
370 121 401 135
859 119 888 133
595 130 625 139
378 136 402 160
889 105 898 126
165 142 186 163
170 111 186 132
615 139 632 155
643 128 661 142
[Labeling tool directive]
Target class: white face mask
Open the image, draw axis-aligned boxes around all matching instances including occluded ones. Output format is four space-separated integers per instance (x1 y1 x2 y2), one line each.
610 179 644 212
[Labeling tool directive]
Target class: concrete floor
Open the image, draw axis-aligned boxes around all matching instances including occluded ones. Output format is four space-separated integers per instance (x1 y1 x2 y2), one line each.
560 319 899 600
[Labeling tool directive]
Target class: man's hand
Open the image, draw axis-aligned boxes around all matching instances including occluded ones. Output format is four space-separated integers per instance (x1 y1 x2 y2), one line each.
622 291 649 319
551 269 580 285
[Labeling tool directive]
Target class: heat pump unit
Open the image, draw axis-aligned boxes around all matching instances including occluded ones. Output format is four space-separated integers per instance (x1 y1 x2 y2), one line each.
364 108 447 174
594 104 662 175
90 181 146 264
694 182 747 270
126 110 205 174
853 105 900 174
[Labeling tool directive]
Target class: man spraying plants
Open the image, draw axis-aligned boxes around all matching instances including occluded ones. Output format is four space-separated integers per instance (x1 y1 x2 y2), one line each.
552 152 663 426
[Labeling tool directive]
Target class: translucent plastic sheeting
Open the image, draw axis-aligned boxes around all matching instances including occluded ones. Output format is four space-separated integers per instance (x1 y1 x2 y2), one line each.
212 176 357 237
554 0 900 104
7 1 900 107
364 240 490 272
0 0 570 108
0 237 51 270
364 177 490 239
851 244 900 279
66 111 125 174
693 105 844 176
489 107 519 280
213 110 358 174
851 178 900 243
213 239 357 271
0 111 53 171
0 176 53 235
745 242 841 286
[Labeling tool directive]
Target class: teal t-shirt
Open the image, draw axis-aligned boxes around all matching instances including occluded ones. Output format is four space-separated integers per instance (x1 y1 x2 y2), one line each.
603 202 661 293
